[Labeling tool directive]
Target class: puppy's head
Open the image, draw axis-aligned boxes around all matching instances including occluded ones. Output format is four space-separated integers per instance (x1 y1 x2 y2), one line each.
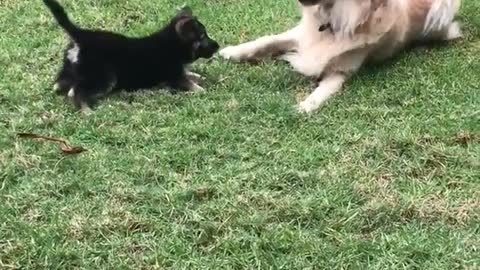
173 7 219 60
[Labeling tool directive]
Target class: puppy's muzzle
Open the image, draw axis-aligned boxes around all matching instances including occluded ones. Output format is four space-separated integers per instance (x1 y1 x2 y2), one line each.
195 38 219 59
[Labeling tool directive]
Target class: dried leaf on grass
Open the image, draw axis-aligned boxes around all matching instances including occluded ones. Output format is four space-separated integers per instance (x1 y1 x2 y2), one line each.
17 133 87 155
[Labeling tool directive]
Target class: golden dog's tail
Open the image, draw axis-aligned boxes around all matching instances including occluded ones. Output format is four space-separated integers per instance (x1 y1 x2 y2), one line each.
423 0 461 34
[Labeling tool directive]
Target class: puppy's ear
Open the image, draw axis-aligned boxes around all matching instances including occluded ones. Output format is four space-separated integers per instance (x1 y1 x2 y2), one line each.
177 5 193 17
175 17 196 41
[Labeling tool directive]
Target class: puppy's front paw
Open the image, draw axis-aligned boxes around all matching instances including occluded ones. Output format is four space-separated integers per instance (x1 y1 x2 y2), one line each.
186 71 204 82
219 45 248 62
187 81 205 93
80 106 93 115
191 84 205 93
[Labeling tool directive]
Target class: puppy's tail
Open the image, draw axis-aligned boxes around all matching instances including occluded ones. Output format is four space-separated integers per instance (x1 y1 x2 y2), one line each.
423 0 461 34
43 0 79 37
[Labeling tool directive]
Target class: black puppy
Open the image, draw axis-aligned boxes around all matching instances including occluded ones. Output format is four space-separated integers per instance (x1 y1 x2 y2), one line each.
43 0 219 113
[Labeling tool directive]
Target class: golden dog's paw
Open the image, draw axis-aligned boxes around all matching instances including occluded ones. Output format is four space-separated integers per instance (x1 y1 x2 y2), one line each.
219 46 248 62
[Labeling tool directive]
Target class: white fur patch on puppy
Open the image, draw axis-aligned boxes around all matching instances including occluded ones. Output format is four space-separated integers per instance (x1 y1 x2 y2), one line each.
67 43 80 63
67 88 75 97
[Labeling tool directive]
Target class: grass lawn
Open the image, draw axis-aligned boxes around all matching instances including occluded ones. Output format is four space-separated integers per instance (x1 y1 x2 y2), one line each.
1 0 479 268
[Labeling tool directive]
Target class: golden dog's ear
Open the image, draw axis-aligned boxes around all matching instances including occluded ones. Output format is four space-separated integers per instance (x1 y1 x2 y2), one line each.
331 0 372 37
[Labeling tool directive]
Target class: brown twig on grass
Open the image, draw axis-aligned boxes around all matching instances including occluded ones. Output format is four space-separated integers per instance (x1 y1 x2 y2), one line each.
17 133 87 155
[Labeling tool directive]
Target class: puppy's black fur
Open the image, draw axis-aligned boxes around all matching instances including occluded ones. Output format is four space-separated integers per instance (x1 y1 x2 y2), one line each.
43 0 219 112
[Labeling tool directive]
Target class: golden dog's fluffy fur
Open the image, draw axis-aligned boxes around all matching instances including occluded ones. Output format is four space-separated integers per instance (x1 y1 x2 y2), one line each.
220 0 462 113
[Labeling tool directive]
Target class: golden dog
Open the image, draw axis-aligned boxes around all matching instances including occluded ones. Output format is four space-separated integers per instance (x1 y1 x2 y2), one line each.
220 0 462 113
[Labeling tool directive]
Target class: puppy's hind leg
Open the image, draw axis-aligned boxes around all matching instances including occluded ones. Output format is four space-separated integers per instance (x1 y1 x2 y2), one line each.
220 27 299 62
298 73 346 113
54 62 75 96
70 82 99 115
72 92 94 115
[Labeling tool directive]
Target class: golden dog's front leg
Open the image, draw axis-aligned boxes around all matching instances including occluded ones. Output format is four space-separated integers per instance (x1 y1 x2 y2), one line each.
220 27 299 62
298 73 346 113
